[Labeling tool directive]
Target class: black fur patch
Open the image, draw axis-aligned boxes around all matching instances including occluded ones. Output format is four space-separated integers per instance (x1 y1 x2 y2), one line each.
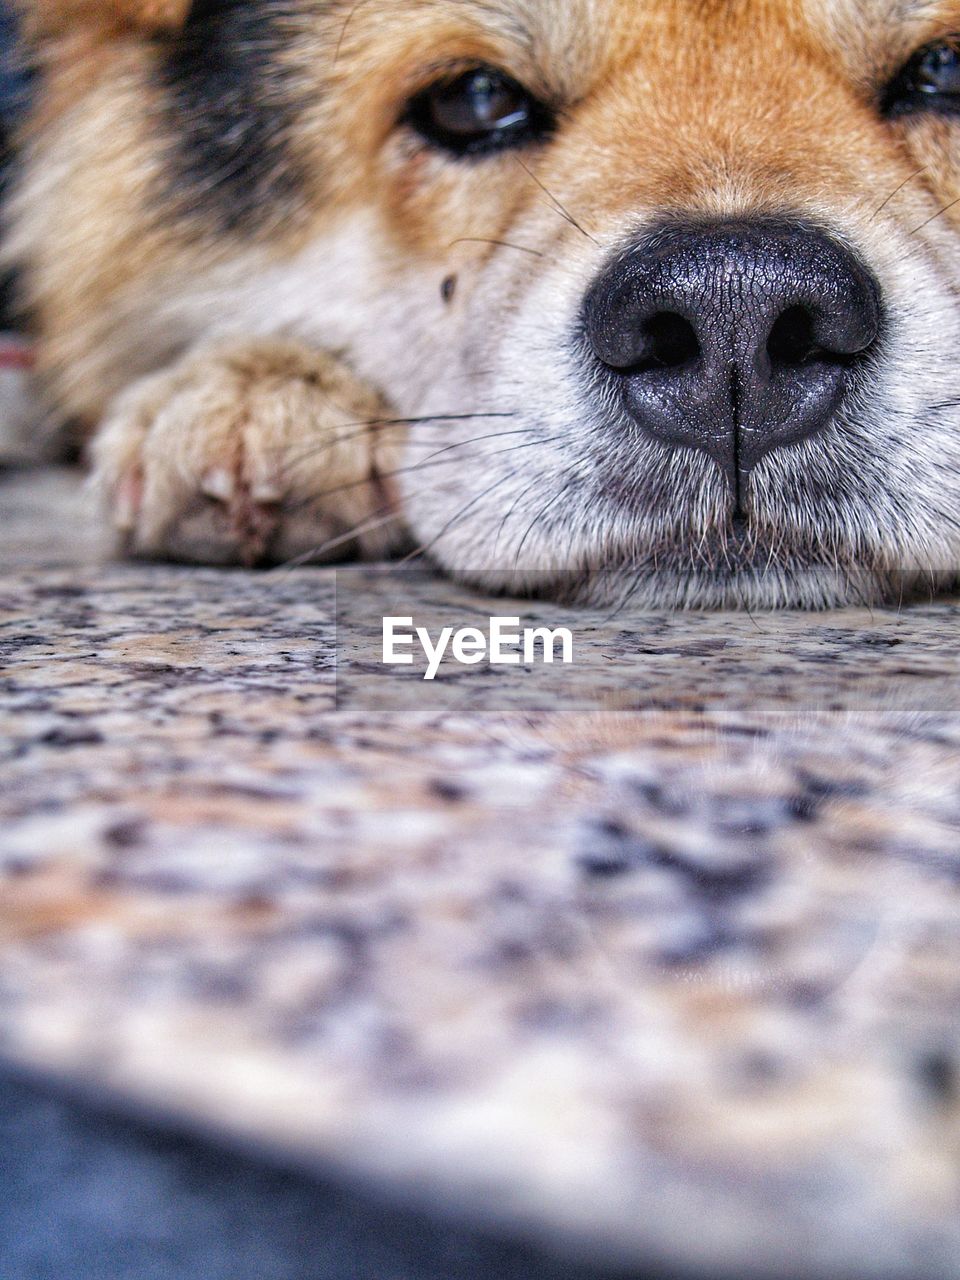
155 0 309 235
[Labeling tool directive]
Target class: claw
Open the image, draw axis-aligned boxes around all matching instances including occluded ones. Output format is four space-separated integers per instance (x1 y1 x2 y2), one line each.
114 470 143 531
201 467 235 502
251 480 283 504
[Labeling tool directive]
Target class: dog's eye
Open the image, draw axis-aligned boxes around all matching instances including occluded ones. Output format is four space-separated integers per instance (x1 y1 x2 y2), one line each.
405 67 554 156
884 38 960 116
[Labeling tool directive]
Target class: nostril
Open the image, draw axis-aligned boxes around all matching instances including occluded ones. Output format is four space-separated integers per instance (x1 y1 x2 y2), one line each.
642 312 700 370
767 305 818 367
583 218 884 483
766 302 876 370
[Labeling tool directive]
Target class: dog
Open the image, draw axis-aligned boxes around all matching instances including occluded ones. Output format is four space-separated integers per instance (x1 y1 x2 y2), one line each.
8 0 960 607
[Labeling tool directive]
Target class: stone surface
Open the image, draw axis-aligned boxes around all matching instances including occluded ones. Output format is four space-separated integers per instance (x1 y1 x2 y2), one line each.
2 466 960 1279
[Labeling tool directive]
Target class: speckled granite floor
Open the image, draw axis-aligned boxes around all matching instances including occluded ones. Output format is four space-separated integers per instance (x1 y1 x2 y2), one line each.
2 466 960 1279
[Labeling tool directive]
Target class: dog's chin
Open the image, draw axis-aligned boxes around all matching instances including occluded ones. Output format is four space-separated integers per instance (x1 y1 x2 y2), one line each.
556 567 902 612
447 544 957 611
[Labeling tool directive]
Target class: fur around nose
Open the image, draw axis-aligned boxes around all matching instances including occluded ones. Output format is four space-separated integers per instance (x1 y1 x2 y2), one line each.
584 219 882 492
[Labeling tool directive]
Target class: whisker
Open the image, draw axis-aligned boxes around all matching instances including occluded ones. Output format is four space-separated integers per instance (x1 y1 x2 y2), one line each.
398 470 521 566
285 419 529 483
269 509 404 577
601 564 648 622
334 0 370 63
923 394 960 415
869 166 927 222
279 433 554 517
512 477 579 568
278 411 518 472
492 475 544 555
514 157 599 247
448 237 544 258
410 427 548 466
732 574 764 630
912 193 960 235
275 450 574 577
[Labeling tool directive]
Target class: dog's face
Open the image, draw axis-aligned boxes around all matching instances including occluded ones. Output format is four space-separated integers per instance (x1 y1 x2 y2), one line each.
280 0 959 606
22 0 960 606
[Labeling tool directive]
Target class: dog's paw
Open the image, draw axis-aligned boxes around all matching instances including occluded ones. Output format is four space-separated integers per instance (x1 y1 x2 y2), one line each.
91 340 406 565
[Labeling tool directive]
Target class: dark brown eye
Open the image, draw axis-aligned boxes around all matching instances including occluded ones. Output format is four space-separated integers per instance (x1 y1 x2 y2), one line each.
883 38 960 116
405 67 554 156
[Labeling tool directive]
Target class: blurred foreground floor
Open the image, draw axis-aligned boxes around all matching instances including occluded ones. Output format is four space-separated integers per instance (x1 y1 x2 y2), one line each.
0 1068 636 1280
2 466 960 1280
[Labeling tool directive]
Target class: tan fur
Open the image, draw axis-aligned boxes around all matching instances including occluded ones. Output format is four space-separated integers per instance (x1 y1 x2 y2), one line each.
10 0 960 595
92 339 404 563
17 0 191 40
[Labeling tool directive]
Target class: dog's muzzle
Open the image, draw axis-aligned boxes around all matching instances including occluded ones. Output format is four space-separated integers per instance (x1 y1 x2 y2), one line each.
584 219 882 495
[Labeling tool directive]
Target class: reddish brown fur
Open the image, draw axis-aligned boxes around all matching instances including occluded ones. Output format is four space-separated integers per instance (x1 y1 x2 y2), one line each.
18 0 190 40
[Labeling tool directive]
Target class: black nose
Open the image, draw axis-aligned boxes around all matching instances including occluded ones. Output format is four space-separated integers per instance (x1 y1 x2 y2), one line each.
584 220 881 492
